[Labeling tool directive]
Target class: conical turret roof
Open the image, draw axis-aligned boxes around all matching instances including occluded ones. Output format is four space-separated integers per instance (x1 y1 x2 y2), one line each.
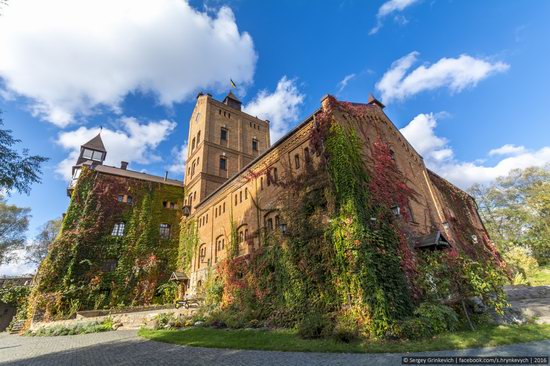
82 133 106 152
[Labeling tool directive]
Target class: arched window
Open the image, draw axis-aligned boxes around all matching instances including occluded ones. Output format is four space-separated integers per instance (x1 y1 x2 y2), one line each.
197 131 201 144
245 188 248 199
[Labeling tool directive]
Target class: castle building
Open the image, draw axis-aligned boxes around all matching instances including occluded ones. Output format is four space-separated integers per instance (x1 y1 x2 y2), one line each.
34 91 492 315
180 92 491 297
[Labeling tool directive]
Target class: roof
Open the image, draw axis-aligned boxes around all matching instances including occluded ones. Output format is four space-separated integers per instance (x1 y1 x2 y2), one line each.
170 271 189 281
223 91 241 104
82 133 107 152
367 94 385 109
84 163 183 187
415 231 451 249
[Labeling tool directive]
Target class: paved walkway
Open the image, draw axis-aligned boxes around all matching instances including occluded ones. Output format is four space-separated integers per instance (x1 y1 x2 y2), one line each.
0 330 548 366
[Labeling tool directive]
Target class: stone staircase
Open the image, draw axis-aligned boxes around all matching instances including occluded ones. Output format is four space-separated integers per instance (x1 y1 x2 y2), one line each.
9 320 25 334
504 285 550 324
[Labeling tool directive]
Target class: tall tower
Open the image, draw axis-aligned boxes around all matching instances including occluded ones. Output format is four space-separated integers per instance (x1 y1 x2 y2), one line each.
68 133 107 196
183 92 270 212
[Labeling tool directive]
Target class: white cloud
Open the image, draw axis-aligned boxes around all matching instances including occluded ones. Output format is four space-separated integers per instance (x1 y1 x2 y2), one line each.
400 113 550 189
400 113 450 159
376 52 509 103
56 117 176 180
337 73 356 94
166 142 188 178
0 249 37 277
488 144 526 156
370 0 419 35
0 0 257 127
244 76 305 142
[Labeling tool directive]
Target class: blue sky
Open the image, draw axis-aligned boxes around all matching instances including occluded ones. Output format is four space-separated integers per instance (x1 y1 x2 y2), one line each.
1 0 549 275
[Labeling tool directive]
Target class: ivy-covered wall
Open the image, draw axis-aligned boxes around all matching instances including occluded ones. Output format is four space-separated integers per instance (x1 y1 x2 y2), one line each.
28 167 183 321
198 96 507 339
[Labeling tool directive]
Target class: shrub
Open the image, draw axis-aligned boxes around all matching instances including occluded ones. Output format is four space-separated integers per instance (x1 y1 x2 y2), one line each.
414 302 459 334
27 318 113 336
153 313 175 330
395 317 431 339
503 246 539 285
297 311 332 339
332 313 359 343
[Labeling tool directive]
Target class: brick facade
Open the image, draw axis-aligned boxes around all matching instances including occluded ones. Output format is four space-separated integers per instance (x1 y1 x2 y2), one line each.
182 94 491 296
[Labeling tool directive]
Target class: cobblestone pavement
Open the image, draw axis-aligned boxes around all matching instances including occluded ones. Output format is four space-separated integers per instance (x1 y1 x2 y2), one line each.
0 330 549 366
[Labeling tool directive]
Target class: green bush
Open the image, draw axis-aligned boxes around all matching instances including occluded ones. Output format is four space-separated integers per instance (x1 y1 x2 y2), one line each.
503 246 539 285
297 312 332 339
27 318 113 336
153 313 176 330
414 302 459 334
332 313 359 343
394 317 432 339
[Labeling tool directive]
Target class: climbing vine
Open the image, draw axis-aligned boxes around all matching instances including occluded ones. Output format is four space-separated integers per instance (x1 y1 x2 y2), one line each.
28 167 183 322
205 96 508 340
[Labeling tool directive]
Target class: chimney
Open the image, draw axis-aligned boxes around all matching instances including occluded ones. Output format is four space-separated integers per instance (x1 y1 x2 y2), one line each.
164 171 168 181
120 161 128 170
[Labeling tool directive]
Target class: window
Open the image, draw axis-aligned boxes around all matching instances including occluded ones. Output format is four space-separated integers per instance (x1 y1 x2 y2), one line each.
117 195 124 202
273 168 278 183
215 207 218 217
260 177 264 190
191 137 196 151
219 156 227 171
82 148 93 159
235 194 238 206
245 188 248 200
170 202 175 209
220 128 228 141
252 139 258 151
391 205 401 217
304 147 310 163
112 222 125 237
266 218 273 230
127 195 133 204
160 224 171 239
92 151 103 161
240 190 242 203
223 202 226 213
390 149 396 161
162 201 168 208
197 131 201 144
294 154 300 169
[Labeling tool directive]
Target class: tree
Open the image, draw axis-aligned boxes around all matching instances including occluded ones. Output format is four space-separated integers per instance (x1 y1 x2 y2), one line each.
25 217 62 265
0 195 30 264
469 165 550 264
0 114 48 195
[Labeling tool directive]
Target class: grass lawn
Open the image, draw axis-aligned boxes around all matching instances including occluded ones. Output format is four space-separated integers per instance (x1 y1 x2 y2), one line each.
530 264 550 286
139 323 550 353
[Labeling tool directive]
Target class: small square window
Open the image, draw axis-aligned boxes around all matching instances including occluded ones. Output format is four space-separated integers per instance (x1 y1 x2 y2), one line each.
126 195 133 204
117 195 124 202
170 202 175 209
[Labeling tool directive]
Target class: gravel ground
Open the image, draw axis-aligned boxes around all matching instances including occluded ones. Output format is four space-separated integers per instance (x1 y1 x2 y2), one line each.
0 330 548 366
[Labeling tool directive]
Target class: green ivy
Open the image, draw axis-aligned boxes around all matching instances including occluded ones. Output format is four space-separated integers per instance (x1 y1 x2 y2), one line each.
28 167 183 321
